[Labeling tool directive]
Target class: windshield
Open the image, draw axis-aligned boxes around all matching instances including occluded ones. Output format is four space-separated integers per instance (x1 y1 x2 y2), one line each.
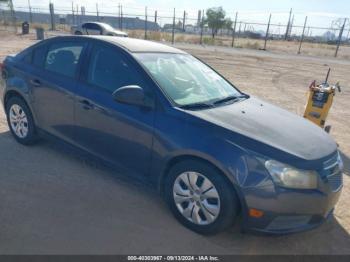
102 23 115 31
134 53 242 107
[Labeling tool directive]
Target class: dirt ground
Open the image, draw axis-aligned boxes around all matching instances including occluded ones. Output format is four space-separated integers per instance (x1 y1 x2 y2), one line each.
0 32 349 254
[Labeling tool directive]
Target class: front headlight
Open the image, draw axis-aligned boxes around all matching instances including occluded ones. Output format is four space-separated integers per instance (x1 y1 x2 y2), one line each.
265 160 318 189
337 151 344 171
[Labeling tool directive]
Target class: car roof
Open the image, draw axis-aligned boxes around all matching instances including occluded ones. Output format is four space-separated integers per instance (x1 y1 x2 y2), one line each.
68 35 187 54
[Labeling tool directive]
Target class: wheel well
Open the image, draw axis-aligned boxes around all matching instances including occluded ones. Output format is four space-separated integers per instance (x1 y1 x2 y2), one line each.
4 90 24 108
159 155 238 198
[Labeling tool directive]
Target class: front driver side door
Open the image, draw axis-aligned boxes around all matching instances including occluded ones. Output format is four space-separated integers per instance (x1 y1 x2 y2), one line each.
83 23 102 35
74 42 156 176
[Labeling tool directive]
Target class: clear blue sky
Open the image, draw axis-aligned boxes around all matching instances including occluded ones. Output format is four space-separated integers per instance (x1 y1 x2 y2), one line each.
9 0 350 34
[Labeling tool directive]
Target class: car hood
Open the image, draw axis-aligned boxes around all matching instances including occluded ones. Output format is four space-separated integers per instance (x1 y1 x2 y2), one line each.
186 96 337 166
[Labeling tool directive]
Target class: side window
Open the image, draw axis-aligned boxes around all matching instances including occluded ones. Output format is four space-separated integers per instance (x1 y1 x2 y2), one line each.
82 23 89 29
44 42 84 78
32 46 47 67
87 45 141 92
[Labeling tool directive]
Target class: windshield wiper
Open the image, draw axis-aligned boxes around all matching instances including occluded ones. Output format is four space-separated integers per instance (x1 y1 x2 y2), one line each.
179 102 214 110
213 94 248 105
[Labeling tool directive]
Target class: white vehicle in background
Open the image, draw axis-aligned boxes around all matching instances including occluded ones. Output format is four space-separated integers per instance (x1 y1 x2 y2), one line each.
71 22 128 37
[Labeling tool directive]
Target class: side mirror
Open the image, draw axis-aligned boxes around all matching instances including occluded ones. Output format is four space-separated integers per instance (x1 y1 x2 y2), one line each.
112 85 154 108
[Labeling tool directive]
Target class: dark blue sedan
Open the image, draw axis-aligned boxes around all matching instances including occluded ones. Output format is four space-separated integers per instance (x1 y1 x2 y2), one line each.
0 36 343 234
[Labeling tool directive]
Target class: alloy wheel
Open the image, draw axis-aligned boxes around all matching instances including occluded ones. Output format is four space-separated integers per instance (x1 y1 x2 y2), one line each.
9 104 29 138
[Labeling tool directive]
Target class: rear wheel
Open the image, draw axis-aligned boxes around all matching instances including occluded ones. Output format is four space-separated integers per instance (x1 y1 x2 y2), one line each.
164 160 239 235
6 97 38 145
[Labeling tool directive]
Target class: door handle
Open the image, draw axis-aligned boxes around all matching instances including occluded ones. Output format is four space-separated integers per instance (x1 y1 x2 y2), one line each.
79 99 94 110
30 79 41 87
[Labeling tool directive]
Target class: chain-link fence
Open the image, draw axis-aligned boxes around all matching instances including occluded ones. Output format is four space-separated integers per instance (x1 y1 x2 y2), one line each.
1 1 350 59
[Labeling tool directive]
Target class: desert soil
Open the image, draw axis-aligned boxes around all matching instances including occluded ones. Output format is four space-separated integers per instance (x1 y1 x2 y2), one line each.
0 32 349 254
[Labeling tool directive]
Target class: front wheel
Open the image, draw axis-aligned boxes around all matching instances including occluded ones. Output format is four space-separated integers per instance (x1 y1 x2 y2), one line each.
164 160 239 235
6 97 38 145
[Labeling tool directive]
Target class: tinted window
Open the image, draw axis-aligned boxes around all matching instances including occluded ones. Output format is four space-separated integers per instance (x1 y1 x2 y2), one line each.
87 45 141 92
44 42 84 78
83 23 101 31
32 46 47 67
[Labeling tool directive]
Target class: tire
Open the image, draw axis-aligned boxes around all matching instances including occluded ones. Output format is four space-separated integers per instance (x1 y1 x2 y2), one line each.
75 31 82 35
164 160 239 235
5 96 38 145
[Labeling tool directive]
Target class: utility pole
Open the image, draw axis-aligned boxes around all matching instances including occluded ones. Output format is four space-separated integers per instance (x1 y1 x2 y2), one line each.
154 10 157 24
284 8 292 40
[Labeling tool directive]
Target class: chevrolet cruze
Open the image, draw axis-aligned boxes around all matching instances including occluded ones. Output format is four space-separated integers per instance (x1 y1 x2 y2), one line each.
0 36 343 234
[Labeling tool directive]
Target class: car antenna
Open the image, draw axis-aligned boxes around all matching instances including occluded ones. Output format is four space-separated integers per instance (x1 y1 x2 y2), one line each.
324 67 331 85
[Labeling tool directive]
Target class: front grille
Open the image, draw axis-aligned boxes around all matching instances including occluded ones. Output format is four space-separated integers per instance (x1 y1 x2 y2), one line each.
327 171 343 192
323 153 343 192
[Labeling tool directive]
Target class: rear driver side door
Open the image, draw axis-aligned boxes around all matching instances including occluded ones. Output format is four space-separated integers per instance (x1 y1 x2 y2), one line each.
30 40 87 142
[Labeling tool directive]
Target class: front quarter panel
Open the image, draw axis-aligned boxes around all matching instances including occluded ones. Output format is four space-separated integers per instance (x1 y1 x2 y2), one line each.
151 108 274 206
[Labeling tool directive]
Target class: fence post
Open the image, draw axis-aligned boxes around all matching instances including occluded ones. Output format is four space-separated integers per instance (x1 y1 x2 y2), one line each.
335 18 346 57
144 6 148 40
231 12 238 47
27 0 32 23
284 8 292 40
9 0 17 33
172 8 175 44
298 16 308 54
263 14 271 50
96 3 100 21
118 3 120 29
71 2 75 25
76 4 79 24
49 3 55 31
120 5 123 31
200 10 204 45
81 6 85 23
182 10 186 32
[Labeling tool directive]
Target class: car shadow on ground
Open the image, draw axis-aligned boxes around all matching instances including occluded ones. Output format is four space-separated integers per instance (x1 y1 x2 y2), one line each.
0 130 350 254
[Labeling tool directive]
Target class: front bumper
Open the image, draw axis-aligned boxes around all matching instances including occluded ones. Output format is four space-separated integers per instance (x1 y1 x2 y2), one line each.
239 153 343 234
243 187 341 234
